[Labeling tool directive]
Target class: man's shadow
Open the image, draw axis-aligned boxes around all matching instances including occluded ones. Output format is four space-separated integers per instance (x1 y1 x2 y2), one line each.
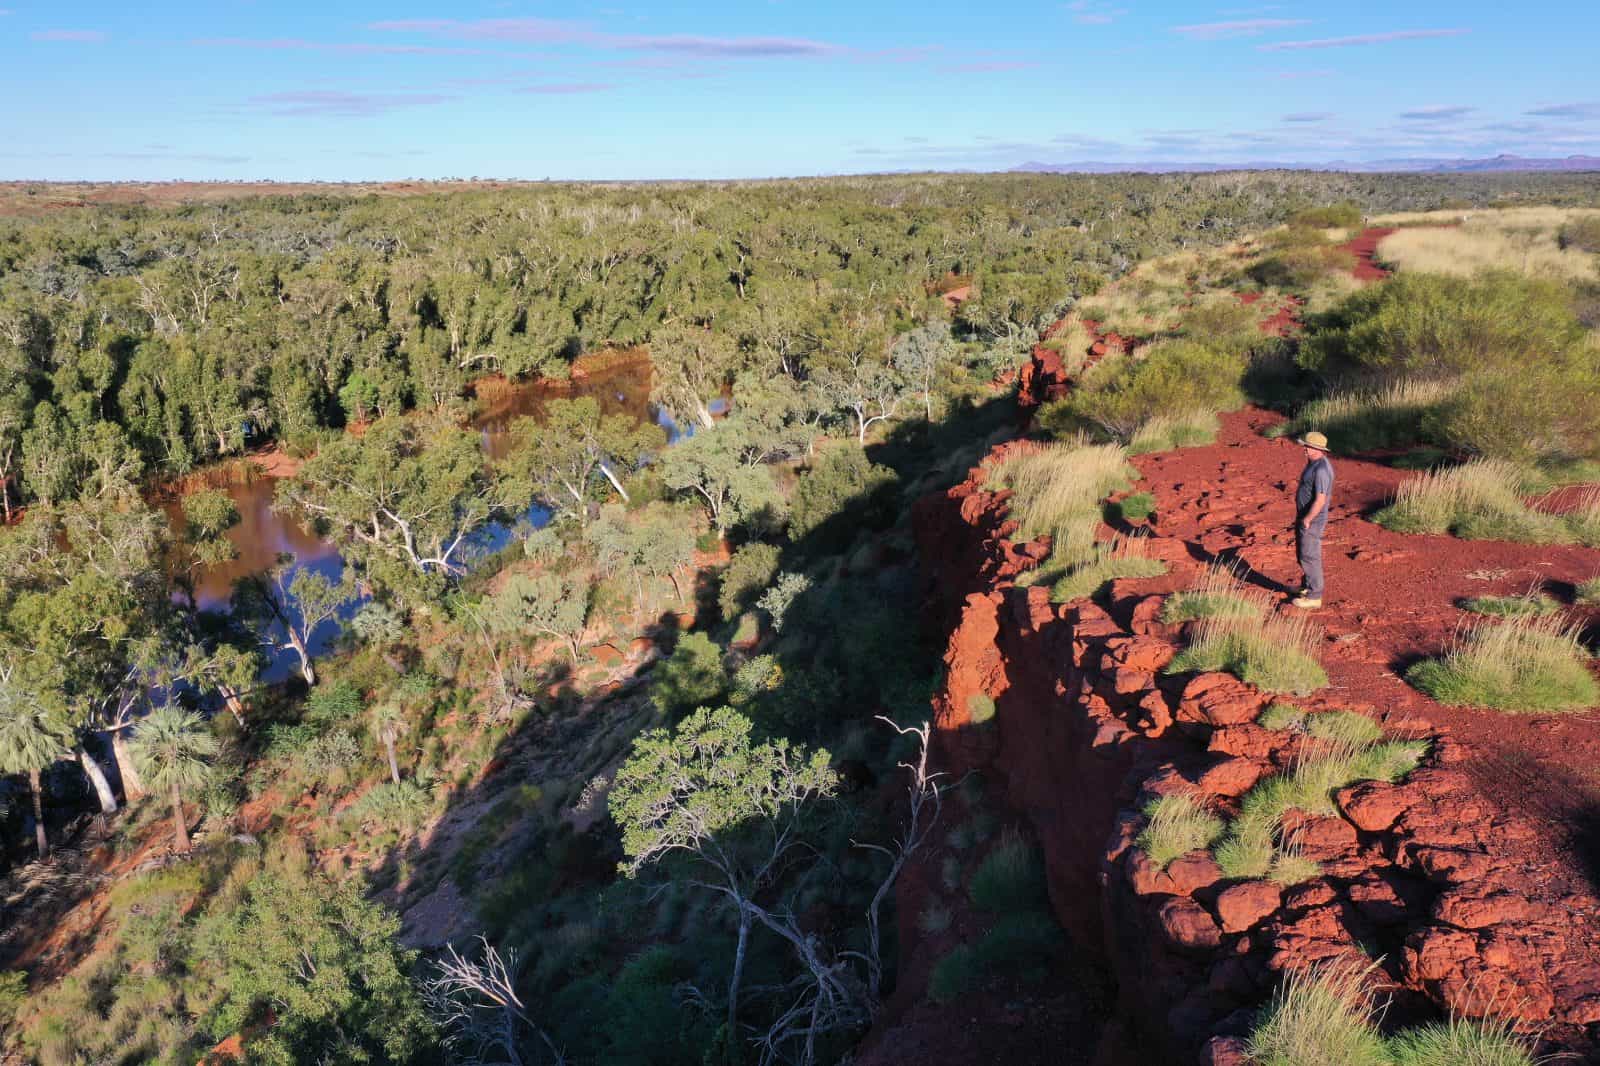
1181 540 1296 596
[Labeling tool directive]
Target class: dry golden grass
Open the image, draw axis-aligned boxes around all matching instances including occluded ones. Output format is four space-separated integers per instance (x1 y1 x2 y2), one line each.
1374 207 1600 282
990 439 1132 568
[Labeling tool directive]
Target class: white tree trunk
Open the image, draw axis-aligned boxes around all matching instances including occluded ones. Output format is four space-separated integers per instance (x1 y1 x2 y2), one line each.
112 730 146 801
77 745 119 814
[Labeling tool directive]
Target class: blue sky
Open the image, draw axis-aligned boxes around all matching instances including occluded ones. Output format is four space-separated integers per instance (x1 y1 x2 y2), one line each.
2 2 1597 180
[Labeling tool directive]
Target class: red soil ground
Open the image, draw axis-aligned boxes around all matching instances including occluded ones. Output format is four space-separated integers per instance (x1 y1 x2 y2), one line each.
1131 406 1600 885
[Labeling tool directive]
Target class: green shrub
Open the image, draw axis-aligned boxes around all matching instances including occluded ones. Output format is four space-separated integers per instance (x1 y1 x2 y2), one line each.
0 970 26 1026
1558 216 1600 254
1281 379 1455 455
966 692 997 726
1112 492 1156 522
1304 272 1598 464
1288 202 1363 229
1038 339 1247 441
1249 245 1355 291
918 903 953 935
1165 613 1328 696
788 446 899 544
928 944 979 1003
1246 963 1392 1066
650 632 727 713
343 780 434 833
1387 1017 1538 1066
1406 615 1598 713
718 542 781 620
969 829 1047 913
972 911 1063 979
1137 794 1225 869
1459 592 1561 618
304 679 365 728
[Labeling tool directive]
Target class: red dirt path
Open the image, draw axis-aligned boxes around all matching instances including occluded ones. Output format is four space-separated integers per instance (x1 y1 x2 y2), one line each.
1340 226 1397 280
1131 407 1600 877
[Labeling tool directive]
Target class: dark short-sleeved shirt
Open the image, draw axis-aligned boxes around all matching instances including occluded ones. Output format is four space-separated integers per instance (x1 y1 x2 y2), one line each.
1297 457 1334 531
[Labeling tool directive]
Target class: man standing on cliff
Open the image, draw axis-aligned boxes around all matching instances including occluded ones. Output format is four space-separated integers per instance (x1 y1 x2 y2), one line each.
1291 431 1334 609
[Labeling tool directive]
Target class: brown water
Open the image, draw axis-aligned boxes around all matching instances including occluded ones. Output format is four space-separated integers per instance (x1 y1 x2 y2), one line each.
173 349 656 614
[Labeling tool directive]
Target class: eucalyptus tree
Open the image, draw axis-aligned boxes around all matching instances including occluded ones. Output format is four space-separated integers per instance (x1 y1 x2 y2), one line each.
277 415 518 602
609 706 836 1052
498 397 664 521
128 702 217 853
659 424 783 538
486 572 592 666
232 556 358 687
891 320 961 421
648 321 744 432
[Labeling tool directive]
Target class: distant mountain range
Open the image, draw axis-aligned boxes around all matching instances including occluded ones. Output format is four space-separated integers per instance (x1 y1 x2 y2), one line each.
1012 154 1600 174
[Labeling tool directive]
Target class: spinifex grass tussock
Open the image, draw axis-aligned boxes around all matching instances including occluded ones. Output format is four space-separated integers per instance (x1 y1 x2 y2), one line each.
1137 793 1226 870
1459 590 1562 619
1165 609 1328 695
1258 702 1308 731
969 828 1048 913
1579 576 1600 606
1246 960 1393 1066
1375 460 1572 544
991 439 1133 571
1563 487 1600 548
1282 379 1457 455
1048 535 1167 604
1215 712 1427 882
1406 615 1599 713
1111 491 1155 522
1248 960 1542 1066
1386 1015 1541 1066
1161 561 1268 625
1128 409 1221 455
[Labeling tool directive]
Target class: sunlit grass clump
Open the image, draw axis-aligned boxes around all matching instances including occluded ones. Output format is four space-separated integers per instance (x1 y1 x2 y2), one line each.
1459 590 1561 619
1375 207 1600 282
991 439 1133 571
1247 962 1392 1066
1246 962 1539 1066
1374 460 1573 544
1161 562 1267 625
1165 610 1328 696
1048 536 1167 604
1128 409 1221 455
1215 711 1427 883
1136 794 1225 870
1578 576 1600 606
1406 615 1598 713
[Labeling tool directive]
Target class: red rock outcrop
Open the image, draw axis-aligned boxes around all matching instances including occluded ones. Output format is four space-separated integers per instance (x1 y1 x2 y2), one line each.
908 440 1600 1062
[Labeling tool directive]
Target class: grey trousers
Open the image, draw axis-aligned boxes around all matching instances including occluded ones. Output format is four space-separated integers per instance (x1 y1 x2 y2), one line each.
1296 524 1325 599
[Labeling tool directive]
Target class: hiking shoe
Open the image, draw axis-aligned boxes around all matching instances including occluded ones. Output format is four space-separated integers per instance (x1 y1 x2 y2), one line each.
1290 596 1323 610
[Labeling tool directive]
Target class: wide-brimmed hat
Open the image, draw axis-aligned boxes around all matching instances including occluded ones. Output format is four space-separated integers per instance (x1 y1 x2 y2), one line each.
1296 430 1330 452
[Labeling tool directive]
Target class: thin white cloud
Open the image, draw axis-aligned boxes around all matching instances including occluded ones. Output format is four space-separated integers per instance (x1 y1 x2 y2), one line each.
371 17 839 58
1282 112 1333 123
193 37 500 57
1526 101 1600 120
1172 19 1311 40
247 91 456 117
1259 29 1468 51
1399 105 1475 121
514 83 615 94
31 29 108 42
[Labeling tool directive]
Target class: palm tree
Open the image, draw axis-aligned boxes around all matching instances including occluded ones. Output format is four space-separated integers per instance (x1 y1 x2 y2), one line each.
0 686 69 859
369 701 411 786
128 703 217 853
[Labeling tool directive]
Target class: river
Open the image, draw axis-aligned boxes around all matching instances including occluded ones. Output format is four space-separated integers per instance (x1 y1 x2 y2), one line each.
172 349 661 680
